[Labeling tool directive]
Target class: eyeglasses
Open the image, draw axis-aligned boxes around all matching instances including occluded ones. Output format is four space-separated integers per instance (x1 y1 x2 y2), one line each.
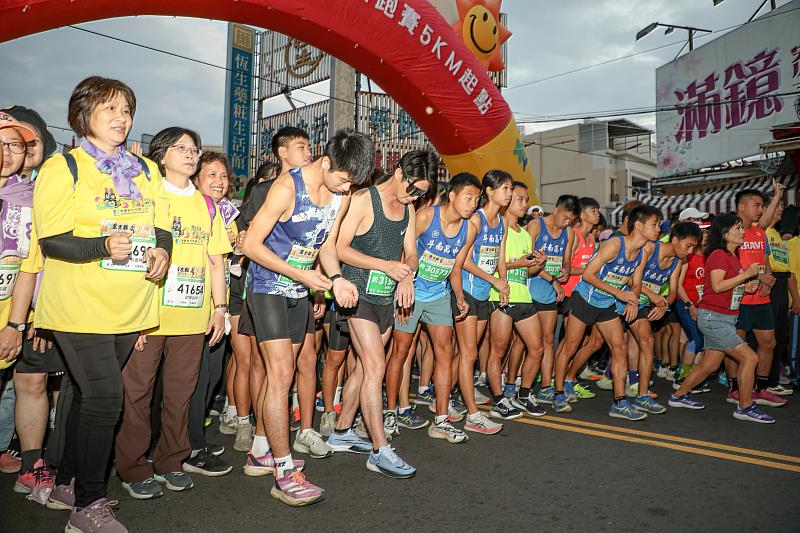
170 144 202 158
1 141 25 154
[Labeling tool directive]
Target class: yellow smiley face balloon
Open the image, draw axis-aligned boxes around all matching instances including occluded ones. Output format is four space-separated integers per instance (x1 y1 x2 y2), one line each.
453 0 512 72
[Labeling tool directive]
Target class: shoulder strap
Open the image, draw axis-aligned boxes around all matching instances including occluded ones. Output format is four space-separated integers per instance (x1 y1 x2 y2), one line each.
203 194 217 236
63 153 79 186
134 155 151 180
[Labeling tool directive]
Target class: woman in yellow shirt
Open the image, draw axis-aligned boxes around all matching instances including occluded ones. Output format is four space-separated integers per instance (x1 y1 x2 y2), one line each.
33 77 172 533
114 128 231 500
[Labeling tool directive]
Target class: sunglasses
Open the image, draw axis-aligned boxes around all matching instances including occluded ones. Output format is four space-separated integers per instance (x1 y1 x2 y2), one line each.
402 171 429 198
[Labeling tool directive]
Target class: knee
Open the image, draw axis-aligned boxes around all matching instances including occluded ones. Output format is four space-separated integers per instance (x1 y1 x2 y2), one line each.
13 373 47 396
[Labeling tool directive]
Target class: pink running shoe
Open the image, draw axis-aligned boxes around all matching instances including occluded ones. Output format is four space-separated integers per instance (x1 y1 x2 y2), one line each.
14 459 54 504
752 389 788 408
271 469 325 507
0 451 21 473
243 451 304 477
725 389 739 405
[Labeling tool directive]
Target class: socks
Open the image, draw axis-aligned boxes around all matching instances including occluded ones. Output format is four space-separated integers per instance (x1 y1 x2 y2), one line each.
493 393 504 404
334 386 343 406
518 387 531 399
729 377 739 392
628 370 639 385
333 427 349 435
467 411 481 421
237 416 250 426
225 405 237 419
20 449 41 474
250 435 270 457
274 455 295 478
756 375 769 392
418 385 430 394
434 415 448 425
613 396 625 405
398 405 411 414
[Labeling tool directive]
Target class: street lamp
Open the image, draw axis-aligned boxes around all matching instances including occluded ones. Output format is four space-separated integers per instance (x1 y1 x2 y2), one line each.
713 0 777 23
635 22 712 52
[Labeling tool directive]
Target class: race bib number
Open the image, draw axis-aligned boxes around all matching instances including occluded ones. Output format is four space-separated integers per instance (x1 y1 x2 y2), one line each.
477 246 500 275
0 263 21 301
507 266 527 286
730 285 745 310
100 221 156 273
696 284 704 301
772 246 788 267
603 271 630 291
639 280 662 305
544 255 562 277
418 250 455 282
278 244 319 284
366 270 396 297
163 265 205 308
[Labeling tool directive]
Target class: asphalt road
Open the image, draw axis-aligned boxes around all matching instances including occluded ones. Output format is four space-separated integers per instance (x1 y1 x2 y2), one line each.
4 378 799 532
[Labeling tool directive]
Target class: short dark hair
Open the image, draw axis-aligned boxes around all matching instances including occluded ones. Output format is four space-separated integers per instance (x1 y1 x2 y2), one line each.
735 188 765 208
621 199 643 221
398 150 439 201
271 127 309 159
323 129 375 185
512 180 528 190
146 127 202 176
448 172 482 196
555 194 581 216
195 151 232 199
580 196 600 211
68 76 137 139
626 204 662 234
670 221 703 242
255 160 280 182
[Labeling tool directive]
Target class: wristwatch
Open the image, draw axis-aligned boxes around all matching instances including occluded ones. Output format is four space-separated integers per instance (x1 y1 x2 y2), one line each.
6 321 25 332
684 301 693 308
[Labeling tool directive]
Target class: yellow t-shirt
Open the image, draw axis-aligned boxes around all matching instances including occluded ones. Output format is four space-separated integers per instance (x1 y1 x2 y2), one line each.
33 147 170 334
788 237 800 298
766 227 790 273
147 187 232 336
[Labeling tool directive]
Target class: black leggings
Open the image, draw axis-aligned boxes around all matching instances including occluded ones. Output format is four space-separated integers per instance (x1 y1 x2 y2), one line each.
188 339 227 450
53 332 137 509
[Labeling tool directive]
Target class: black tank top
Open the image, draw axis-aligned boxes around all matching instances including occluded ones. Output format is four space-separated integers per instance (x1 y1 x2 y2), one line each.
342 186 409 305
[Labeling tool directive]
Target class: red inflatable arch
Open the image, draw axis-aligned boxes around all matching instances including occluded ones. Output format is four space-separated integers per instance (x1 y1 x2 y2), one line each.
0 0 536 198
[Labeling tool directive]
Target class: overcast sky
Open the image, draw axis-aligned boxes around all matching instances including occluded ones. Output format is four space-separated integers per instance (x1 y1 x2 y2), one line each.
0 0 792 150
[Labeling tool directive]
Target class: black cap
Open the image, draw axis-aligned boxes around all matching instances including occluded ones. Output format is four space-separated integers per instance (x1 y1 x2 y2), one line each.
2 105 57 158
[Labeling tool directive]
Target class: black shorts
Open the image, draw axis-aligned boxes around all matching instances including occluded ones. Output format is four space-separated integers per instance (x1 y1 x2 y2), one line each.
491 301 536 322
325 304 351 352
736 303 775 331
246 290 312 344
452 291 491 322
229 272 247 316
559 296 573 316
13 328 66 375
534 301 559 313
667 307 679 324
339 300 395 335
570 293 618 326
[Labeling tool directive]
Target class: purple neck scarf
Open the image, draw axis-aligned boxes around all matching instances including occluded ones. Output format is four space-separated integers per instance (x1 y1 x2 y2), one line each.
81 139 143 200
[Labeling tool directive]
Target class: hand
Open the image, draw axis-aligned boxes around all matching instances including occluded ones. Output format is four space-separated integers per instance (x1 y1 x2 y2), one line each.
624 302 638 323
553 281 565 303
557 266 570 284
491 277 509 298
651 294 668 308
396 277 414 309
759 273 775 288
297 270 333 293
526 250 546 267
313 292 326 319
689 305 698 321
333 277 359 308
382 260 413 282
145 248 170 281
105 231 132 261
792 300 800 315
226 226 237 245
235 230 247 254
206 310 225 346
454 295 469 320
28 327 52 354
619 290 639 307
772 177 785 198
746 280 762 295
648 306 667 321
396 302 412 326
134 333 147 352
0 326 22 362
745 263 760 277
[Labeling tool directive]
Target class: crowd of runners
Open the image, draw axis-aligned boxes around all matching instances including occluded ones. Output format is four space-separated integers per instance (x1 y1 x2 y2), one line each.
0 76 796 532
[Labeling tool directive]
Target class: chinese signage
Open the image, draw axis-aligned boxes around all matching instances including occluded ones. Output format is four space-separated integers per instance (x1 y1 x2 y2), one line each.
224 24 254 186
257 100 329 162
259 29 330 100
656 2 800 177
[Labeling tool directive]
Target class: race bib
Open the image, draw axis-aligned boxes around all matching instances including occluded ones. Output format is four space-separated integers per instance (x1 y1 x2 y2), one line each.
100 221 156 273
477 245 500 275
639 280 662 305
696 283 704 301
507 266 527 285
544 255 563 277
730 285 745 310
0 262 21 301
278 244 319 284
772 246 789 266
163 265 205 308
366 269 396 297
418 250 455 282
603 271 630 290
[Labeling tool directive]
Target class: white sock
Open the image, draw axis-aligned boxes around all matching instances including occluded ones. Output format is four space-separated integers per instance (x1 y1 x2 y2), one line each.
237 416 250 426
275 454 295 478
334 386 343 405
291 390 299 410
398 405 411 413
226 405 237 419
418 385 430 394
250 435 270 457
467 411 481 420
434 415 448 425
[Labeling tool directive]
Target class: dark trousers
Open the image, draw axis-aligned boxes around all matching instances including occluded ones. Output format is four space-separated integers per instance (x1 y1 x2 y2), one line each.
52 332 137 509
770 273 790 386
187 339 227 451
115 334 204 482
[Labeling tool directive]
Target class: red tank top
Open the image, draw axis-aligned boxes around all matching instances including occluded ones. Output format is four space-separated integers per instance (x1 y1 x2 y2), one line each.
682 253 705 305
737 225 769 305
564 230 595 297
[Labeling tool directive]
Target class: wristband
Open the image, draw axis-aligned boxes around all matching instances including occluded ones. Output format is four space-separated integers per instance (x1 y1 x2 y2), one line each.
214 304 228 311
330 274 343 283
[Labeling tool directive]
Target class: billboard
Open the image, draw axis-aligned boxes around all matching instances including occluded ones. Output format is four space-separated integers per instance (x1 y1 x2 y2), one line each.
223 23 255 187
655 1 800 178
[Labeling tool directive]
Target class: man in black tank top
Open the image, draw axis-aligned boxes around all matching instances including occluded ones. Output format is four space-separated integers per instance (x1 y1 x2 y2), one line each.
327 151 435 479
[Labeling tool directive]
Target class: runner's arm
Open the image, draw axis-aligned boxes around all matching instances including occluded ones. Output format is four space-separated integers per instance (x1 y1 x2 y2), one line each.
450 222 478 302
318 194 352 278
666 261 683 305
677 261 692 304
582 238 629 300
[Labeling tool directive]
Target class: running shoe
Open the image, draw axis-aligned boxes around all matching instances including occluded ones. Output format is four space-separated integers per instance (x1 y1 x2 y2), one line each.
153 471 193 491
609 399 648 421
354 416 370 440
218 414 238 436
752 389 788 407
66 498 126 533
595 376 613 390
631 395 667 414
293 429 334 459
733 404 776 424
14 459 54 505
475 372 488 387
450 395 468 416
553 392 572 413
367 445 416 479
656 365 670 379
0 450 21 474
573 383 596 399
725 389 739 405
563 380 578 403
209 395 225 417
427 419 469 443
271 469 325 507
464 411 503 434
474 387 492 405
320 411 337 438
397 407 429 430
384 409 400 436
672 379 701 394
205 444 225 456
699 380 712 394
718 371 728 387
182 450 233 477
625 381 640 398
511 393 547 417
290 407 301 432
326 429 372 454
414 389 434 406
243 451 304 477
427 401 465 423
47 479 74 511
580 366 602 381
234 423 253 452
668 394 705 409
489 397 523 420
121 477 164 500
765 385 793 397
536 386 555 404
